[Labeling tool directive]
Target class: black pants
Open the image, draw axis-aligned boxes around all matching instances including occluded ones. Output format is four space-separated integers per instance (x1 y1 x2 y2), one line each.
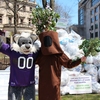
8 84 35 100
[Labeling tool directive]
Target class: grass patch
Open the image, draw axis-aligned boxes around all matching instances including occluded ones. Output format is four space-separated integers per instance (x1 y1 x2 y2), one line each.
35 93 100 100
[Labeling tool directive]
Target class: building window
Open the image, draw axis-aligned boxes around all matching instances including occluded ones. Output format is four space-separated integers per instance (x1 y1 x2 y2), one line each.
95 32 98 37
91 0 100 6
0 15 2 23
20 18 24 24
91 17 94 23
95 6 98 13
28 19 32 25
90 33 93 38
6 37 10 44
30 7 32 11
8 17 12 24
23 6 26 11
91 25 93 30
95 24 98 29
0 1 3 6
90 9 94 15
95 15 98 21
79 8 84 25
17 5 19 10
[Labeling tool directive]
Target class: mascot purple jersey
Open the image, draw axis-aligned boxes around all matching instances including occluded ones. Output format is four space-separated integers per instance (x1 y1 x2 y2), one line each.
0 43 38 86
0 32 39 87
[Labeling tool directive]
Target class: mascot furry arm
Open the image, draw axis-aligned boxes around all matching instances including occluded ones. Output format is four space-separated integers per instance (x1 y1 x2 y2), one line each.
0 32 39 86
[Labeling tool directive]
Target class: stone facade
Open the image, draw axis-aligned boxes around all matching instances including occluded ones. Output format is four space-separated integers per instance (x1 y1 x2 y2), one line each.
0 0 36 35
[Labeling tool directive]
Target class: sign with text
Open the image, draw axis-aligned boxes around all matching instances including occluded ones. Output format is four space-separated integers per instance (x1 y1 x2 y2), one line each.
69 75 92 94
56 18 67 29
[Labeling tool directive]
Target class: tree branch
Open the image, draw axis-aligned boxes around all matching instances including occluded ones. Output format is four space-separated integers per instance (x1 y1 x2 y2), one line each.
42 0 47 8
4 0 14 12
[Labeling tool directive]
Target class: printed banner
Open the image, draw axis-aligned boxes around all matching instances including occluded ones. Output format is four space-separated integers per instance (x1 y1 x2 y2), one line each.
69 75 92 94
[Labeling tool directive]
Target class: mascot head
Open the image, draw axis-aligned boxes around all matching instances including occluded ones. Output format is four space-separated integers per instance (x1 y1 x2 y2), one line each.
11 32 39 54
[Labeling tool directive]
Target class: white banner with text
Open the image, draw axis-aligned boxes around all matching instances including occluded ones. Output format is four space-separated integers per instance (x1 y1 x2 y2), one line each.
69 75 92 94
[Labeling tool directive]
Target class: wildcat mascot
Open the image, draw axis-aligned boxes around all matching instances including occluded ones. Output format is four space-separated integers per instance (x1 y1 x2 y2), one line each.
0 32 39 100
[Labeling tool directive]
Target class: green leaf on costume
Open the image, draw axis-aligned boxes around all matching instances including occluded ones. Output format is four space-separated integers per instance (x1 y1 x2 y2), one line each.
79 38 100 57
32 5 60 35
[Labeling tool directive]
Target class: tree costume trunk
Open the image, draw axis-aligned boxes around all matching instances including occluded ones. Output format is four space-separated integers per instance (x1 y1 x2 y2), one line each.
36 30 81 100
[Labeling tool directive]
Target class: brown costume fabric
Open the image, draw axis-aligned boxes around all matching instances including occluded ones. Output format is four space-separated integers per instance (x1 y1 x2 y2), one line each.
36 31 81 100
39 31 63 55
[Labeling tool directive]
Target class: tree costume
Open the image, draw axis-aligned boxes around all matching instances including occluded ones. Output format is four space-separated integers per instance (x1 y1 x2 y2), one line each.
32 6 86 100
36 30 82 100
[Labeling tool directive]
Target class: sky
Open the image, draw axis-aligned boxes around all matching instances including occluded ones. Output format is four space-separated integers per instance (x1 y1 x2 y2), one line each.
35 0 80 25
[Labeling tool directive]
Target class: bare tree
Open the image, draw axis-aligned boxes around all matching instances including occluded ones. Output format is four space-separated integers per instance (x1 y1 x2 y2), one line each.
42 0 55 10
54 2 70 19
42 0 71 26
42 0 47 8
50 0 55 10
14 0 17 34
4 0 27 34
